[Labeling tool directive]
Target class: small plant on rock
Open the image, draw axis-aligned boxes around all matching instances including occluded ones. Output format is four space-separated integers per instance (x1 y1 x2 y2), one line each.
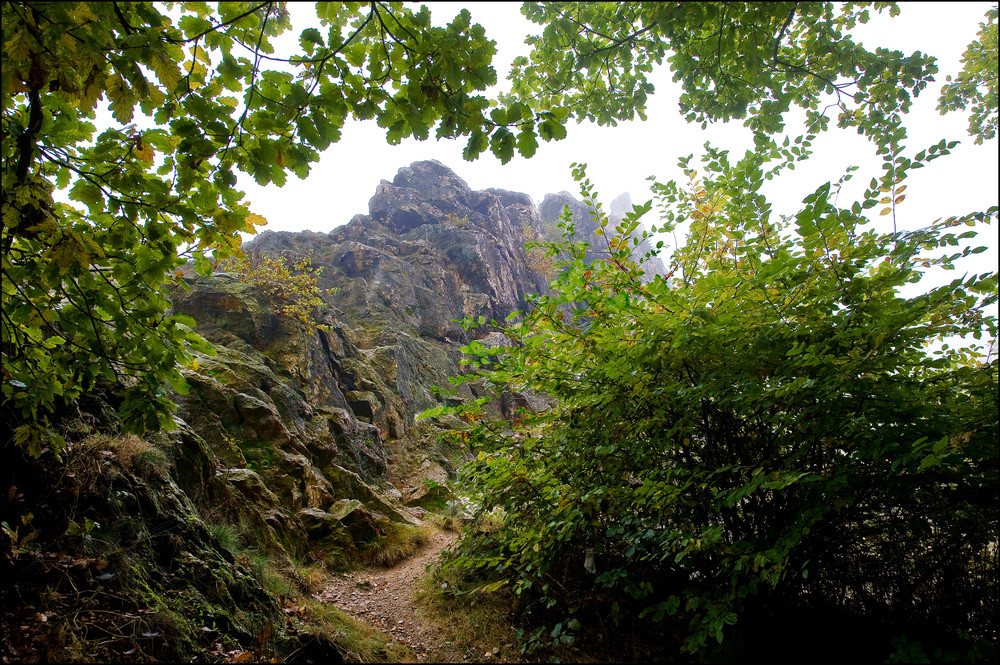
226 249 332 329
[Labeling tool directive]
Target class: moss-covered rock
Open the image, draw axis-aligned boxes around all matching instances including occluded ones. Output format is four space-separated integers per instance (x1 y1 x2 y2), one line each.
0 434 321 663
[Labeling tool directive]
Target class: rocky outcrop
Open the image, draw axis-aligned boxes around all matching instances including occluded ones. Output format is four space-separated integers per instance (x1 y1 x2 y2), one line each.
167 160 663 559
0 423 344 663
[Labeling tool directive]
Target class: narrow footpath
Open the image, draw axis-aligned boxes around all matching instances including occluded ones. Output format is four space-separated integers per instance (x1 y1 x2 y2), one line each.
315 529 463 662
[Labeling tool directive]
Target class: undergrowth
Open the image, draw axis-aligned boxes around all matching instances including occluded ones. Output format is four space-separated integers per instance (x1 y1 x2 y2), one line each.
413 547 526 663
0 429 424 663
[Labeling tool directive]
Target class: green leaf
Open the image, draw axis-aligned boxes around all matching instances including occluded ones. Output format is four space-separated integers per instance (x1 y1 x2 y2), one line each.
490 127 515 163
464 130 487 161
517 127 539 158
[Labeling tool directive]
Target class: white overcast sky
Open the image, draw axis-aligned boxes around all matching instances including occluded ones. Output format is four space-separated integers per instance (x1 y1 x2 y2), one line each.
237 0 998 272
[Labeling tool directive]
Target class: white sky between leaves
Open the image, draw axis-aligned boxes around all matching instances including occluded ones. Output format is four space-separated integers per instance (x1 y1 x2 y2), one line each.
237 1 997 272
70 2 996 321
232 1 997 359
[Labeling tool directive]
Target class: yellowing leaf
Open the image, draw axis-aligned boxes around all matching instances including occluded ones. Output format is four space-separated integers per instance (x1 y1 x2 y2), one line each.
4 28 31 62
68 3 98 22
82 235 107 259
148 47 181 90
80 77 105 112
145 86 166 108
6 76 30 95
106 74 135 124
136 141 155 163
245 213 268 228
184 59 208 81
59 32 78 53
50 233 90 273
879 207 893 216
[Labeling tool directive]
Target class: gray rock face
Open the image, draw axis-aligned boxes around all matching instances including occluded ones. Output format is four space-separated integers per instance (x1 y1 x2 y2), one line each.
234 161 564 450
539 190 666 280
169 160 663 557
610 191 633 219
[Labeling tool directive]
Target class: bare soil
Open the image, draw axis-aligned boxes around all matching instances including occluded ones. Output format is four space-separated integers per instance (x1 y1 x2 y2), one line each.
316 529 471 662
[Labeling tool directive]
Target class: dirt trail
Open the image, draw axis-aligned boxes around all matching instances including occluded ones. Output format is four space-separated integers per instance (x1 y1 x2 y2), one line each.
315 529 461 661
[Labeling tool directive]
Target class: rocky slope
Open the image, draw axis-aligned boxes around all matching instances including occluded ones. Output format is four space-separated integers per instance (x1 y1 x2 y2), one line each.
1 160 663 663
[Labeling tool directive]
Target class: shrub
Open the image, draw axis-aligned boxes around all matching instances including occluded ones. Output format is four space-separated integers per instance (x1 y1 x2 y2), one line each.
521 222 558 280
435 151 998 660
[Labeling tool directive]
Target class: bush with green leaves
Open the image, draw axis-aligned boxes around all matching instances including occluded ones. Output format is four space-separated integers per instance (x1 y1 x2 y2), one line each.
226 249 330 329
433 146 997 658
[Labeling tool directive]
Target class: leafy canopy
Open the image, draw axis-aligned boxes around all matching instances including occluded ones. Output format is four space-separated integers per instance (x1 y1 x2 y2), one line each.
509 2 995 154
938 5 999 143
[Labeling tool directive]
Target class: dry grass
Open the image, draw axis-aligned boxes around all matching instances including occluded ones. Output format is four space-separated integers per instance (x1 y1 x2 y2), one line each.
82 433 166 471
296 598 415 663
294 561 329 594
360 524 432 567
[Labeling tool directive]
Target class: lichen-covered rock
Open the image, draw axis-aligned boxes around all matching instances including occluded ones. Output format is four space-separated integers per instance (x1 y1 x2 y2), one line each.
402 457 451 508
0 430 330 663
298 507 355 550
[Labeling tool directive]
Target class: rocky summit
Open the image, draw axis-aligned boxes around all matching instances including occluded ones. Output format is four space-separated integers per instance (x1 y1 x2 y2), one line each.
168 159 664 558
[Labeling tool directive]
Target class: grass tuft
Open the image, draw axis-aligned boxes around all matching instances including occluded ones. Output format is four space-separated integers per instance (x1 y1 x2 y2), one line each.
292 561 329 594
83 433 167 472
208 521 241 553
296 599 414 662
360 524 432 567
